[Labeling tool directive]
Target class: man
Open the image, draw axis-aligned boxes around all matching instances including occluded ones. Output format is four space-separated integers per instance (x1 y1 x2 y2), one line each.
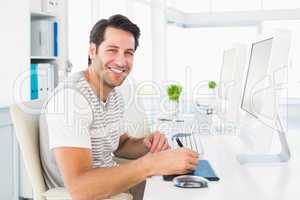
40 14 199 200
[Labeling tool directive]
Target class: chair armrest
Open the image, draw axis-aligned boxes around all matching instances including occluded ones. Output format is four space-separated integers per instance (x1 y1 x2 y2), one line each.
44 187 132 200
43 187 72 200
113 156 132 164
105 193 133 200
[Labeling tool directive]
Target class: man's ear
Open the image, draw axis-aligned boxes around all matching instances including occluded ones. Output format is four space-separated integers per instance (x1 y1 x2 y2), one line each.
89 43 97 61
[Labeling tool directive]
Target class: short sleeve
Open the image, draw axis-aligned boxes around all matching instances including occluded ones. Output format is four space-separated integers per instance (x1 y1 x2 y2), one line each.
44 88 93 149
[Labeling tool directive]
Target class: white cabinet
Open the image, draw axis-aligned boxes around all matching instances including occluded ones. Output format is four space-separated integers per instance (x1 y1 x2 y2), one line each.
0 109 19 200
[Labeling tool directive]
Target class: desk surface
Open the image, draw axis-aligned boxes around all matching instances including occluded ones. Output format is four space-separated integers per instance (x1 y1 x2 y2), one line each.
144 134 300 200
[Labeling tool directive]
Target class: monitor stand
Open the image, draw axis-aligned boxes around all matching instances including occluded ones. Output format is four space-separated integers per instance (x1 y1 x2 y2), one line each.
237 115 291 164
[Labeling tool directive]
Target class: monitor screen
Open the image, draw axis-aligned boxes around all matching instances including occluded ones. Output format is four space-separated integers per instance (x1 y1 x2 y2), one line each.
219 48 236 100
241 38 273 121
219 45 247 124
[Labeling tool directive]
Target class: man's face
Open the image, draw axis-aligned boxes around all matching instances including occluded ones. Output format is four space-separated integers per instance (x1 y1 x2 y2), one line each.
89 27 135 88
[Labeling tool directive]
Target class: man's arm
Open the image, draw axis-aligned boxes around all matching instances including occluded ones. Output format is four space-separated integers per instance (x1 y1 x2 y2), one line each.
54 147 150 200
115 132 169 159
54 146 199 200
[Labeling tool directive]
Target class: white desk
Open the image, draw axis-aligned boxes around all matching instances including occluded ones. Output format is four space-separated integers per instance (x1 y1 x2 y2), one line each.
144 134 300 200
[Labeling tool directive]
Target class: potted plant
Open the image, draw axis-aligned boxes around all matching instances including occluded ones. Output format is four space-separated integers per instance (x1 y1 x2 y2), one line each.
208 80 217 90
207 80 217 114
167 84 182 118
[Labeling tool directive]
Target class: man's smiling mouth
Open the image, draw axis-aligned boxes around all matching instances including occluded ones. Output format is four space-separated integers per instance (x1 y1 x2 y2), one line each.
108 67 126 74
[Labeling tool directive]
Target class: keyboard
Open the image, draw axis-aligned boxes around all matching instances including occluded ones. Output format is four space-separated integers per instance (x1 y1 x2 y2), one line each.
170 133 204 154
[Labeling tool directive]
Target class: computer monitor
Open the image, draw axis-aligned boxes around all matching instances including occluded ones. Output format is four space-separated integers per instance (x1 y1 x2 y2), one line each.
237 30 291 164
241 38 273 126
218 44 247 131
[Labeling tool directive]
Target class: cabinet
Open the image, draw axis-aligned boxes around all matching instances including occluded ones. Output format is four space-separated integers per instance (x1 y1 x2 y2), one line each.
0 109 19 200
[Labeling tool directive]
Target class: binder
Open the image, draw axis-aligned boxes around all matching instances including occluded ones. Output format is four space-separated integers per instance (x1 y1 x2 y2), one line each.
47 64 55 92
31 19 54 57
53 21 58 56
30 63 55 100
37 63 48 99
30 63 38 100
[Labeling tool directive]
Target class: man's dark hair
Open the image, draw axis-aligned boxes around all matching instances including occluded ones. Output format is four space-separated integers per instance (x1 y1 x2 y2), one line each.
88 14 140 65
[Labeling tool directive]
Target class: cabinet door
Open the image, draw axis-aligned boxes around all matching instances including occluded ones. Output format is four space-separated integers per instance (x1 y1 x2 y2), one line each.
0 124 19 200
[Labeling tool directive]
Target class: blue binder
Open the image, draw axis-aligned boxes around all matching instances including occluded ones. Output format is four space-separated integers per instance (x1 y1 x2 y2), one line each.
30 63 38 100
53 21 58 56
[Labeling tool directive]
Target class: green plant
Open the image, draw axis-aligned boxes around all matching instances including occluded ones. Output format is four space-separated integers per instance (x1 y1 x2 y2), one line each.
208 81 217 89
167 84 182 102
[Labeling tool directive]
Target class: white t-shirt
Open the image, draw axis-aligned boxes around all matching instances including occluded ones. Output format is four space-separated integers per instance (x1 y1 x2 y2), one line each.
39 72 125 188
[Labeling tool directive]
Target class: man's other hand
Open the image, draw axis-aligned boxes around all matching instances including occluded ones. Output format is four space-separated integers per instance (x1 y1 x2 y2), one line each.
143 131 170 153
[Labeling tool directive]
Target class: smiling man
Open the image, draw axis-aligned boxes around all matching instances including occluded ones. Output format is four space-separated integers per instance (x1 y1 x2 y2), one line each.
39 14 199 200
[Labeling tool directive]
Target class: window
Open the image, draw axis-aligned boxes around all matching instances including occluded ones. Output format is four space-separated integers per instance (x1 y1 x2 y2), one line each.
68 0 92 72
98 0 127 19
130 2 152 82
167 0 211 12
97 0 152 82
167 0 300 13
263 0 300 10
167 25 257 95
212 0 261 11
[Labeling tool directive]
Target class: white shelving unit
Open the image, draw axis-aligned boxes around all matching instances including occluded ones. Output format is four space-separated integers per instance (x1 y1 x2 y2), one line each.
16 0 68 199
31 56 58 60
31 11 56 18
29 0 68 100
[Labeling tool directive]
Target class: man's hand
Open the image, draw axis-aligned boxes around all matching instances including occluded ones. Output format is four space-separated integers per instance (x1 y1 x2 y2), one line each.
143 131 170 153
143 148 199 176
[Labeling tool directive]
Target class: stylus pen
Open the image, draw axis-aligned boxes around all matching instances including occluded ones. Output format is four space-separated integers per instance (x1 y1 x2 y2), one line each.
176 137 184 147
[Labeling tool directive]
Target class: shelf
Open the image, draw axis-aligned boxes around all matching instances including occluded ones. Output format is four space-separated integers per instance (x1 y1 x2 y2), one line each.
31 56 57 60
31 11 56 19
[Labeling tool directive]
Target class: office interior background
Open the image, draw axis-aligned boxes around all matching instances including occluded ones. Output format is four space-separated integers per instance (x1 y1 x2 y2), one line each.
0 0 300 199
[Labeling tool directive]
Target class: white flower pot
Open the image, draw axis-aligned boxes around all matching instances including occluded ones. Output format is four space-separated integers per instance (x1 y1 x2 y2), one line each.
169 100 179 119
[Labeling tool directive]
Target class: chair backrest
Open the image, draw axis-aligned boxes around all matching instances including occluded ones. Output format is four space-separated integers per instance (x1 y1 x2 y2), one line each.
10 100 46 200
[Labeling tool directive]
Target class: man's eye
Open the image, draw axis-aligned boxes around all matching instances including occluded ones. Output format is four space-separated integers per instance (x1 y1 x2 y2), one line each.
107 49 117 53
126 52 134 56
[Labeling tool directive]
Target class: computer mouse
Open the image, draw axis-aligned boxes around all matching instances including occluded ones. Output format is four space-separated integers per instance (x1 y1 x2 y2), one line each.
173 175 209 188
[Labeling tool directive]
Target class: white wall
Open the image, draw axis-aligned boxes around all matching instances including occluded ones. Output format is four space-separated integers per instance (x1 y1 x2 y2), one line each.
0 0 30 107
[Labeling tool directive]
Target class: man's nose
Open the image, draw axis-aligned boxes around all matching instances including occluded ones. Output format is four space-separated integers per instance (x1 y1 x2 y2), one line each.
114 53 127 67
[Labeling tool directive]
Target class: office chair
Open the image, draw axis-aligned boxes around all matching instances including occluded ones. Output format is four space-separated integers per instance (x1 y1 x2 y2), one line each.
10 100 132 200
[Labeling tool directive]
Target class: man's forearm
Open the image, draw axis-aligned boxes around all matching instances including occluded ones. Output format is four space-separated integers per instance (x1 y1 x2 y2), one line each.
115 137 148 159
67 157 152 200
